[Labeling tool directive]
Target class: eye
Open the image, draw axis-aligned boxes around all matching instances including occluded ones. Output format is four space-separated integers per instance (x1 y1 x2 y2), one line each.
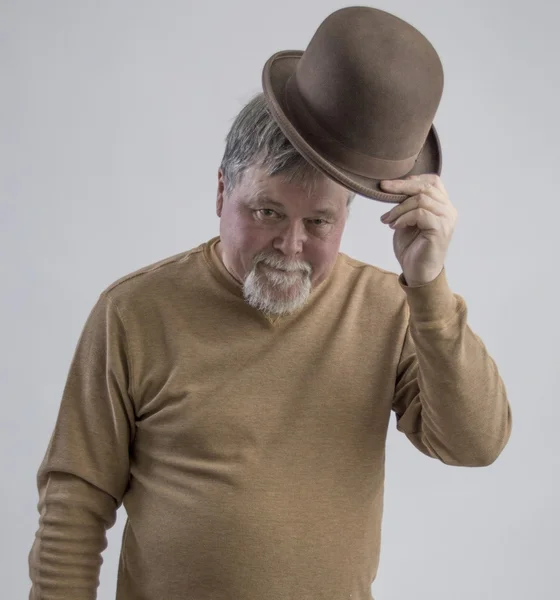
256 209 280 219
254 210 329 227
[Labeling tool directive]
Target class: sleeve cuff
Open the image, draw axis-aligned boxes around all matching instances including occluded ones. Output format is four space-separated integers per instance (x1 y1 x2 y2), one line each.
398 266 458 325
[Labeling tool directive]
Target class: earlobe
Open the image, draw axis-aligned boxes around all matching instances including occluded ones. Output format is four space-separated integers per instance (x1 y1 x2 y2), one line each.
216 193 223 217
216 169 224 217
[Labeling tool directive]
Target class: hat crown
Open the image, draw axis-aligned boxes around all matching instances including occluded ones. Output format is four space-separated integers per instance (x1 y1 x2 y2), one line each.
293 7 444 161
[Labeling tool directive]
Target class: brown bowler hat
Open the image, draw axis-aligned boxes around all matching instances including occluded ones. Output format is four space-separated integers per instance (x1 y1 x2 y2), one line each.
262 6 444 204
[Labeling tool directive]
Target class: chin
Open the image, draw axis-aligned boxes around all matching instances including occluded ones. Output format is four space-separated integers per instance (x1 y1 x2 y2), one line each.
242 263 313 316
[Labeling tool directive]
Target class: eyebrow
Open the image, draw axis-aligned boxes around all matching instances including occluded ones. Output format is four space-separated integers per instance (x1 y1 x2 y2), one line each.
247 196 338 218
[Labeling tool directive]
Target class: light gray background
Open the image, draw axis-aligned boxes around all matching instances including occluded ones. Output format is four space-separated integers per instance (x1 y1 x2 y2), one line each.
2 1 559 598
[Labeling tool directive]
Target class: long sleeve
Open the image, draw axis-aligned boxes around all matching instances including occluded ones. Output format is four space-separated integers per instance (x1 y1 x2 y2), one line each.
391 267 512 467
28 291 136 599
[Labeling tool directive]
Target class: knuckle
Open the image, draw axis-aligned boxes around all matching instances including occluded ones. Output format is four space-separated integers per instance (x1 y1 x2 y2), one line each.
418 194 431 208
422 181 433 192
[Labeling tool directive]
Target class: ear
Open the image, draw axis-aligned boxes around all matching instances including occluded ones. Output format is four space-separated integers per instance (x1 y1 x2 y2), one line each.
216 168 225 217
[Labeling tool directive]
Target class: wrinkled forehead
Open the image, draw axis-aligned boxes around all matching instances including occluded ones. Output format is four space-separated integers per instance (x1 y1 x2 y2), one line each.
243 166 347 212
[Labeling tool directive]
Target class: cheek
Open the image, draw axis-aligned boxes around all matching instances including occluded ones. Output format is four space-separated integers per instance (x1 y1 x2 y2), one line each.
313 234 344 270
234 226 273 266
242 227 274 255
306 246 332 272
224 214 266 247
316 250 333 270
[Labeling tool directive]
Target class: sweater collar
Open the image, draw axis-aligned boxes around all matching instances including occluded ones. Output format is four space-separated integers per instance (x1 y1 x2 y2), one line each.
202 235 341 323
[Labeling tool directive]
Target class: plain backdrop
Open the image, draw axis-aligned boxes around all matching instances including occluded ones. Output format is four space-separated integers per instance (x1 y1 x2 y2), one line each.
2 1 559 599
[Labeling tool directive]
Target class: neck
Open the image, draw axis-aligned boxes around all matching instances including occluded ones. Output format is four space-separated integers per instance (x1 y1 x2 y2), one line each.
216 241 243 285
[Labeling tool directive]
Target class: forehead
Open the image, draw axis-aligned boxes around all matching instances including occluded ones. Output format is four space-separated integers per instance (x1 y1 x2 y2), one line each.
241 167 346 215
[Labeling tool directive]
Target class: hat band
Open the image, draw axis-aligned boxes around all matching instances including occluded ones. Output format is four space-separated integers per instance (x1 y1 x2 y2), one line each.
284 74 420 180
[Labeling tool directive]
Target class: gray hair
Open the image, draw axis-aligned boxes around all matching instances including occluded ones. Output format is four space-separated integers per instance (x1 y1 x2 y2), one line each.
219 92 355 209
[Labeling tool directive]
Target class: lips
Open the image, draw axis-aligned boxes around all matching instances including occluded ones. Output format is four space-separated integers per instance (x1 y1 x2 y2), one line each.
261 263 302 275
262 263 286 272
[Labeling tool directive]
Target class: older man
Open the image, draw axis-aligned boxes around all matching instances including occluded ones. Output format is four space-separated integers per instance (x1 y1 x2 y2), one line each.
28 90 512 600
29 6 514 600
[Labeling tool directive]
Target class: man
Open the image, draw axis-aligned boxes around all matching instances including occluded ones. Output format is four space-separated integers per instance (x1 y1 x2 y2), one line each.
29 8 512 600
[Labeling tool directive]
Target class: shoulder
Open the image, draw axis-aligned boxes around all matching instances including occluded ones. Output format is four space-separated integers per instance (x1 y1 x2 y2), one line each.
338 250 402 288
338 251 397 277
100 241 207 305
336 250 408 314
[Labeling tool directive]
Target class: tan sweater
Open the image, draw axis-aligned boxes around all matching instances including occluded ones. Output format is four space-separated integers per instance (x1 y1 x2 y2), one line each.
28 235 512 600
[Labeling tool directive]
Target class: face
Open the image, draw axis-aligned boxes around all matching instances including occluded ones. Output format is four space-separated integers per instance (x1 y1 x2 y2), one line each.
216 164 349 316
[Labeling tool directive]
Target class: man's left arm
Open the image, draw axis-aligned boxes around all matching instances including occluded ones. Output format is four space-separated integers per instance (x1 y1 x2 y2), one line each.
378 174 512 466
391 267 512 466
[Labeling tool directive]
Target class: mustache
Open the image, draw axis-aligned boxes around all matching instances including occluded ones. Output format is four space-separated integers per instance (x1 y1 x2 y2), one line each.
257 256 311 274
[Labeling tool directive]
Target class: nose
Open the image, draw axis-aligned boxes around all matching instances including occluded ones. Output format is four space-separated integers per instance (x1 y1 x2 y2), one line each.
272 220 307 260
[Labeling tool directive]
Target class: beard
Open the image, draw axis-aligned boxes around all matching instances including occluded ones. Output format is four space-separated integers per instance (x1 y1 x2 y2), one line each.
242 257 312 317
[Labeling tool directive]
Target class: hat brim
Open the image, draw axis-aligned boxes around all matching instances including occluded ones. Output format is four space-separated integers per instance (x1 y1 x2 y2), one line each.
262 51 442 204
